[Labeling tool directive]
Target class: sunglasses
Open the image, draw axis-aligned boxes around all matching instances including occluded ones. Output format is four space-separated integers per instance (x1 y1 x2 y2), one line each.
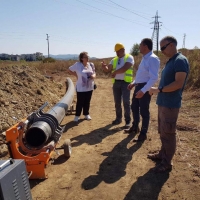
83 56 89 59
160 42 172 51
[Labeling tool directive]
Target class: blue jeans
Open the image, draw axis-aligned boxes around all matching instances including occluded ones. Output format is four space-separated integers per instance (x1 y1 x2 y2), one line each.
113 80 131 123
131 83 151 134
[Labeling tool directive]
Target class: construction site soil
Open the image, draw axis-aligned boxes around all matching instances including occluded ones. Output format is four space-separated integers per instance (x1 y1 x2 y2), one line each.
0 65 199 200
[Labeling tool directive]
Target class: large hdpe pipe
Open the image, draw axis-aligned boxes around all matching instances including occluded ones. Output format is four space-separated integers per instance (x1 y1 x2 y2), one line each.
25 78 75 148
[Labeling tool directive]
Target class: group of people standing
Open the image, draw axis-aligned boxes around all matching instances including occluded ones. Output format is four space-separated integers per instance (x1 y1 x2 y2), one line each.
68 35 189 173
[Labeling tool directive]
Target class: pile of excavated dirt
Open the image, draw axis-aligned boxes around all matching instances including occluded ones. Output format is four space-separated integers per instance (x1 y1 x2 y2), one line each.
0 65 66 157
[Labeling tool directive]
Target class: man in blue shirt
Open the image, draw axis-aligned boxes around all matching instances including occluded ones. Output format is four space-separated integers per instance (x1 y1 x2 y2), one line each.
149 36 189 173
125 38 160 142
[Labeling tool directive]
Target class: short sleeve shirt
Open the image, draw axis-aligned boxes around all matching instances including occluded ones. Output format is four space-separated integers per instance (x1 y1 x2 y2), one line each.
156 52 189 108
69 62 95 92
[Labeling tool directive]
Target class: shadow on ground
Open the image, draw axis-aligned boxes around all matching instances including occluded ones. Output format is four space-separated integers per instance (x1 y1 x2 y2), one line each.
29 179 45 189
52 154 70 165
81 134 144 189
124 169 170 200
66 123 122 146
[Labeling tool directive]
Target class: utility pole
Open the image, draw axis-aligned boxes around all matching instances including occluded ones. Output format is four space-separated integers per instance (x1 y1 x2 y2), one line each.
46 34 50 58
151 11 162 55
182 33 186 48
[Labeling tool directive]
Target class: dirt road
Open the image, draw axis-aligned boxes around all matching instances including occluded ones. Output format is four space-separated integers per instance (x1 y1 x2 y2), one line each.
30 78 199 200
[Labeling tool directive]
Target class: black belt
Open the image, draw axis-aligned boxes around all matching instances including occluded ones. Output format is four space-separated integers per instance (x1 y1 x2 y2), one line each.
115 79 124 81
135 82 146 86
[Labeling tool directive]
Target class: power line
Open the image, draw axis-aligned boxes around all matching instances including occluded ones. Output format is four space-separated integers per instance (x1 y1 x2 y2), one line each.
130 0 156 10
108 0 151 20
96 0 154 15
92 0 121 8
11 0 181 41
53 0 107 15
162 24 182 36
75 0 150 27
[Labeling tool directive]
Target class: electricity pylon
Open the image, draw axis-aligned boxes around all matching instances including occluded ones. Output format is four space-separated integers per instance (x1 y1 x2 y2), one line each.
182 33 186 48
46 34 50 58
151 11 162 55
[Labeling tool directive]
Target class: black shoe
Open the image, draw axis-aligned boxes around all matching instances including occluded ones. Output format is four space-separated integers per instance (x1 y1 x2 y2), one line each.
133 134 147 142
124 126 140 134
112 119 122 125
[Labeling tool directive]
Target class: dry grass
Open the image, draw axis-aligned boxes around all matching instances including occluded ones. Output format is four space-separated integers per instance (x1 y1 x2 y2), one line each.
185 49 200 88
0 49 199 88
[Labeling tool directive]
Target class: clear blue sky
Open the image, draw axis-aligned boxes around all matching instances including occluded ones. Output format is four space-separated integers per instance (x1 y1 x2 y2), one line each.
0 0 199 58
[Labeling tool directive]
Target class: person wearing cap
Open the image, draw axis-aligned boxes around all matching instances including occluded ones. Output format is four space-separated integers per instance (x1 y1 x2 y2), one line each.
101 43 134 127
148 36 189 172
124 38 160 142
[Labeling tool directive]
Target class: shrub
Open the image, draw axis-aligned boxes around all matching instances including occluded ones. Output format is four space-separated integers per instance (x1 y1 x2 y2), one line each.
43 57 56 63
185 49 200 88
130 43 140 56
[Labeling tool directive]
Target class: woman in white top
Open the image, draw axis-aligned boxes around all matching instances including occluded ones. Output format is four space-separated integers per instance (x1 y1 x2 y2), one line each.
68 52 96 122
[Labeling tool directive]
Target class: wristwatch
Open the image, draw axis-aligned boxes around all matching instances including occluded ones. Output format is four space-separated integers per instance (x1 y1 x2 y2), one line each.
158 86 163 93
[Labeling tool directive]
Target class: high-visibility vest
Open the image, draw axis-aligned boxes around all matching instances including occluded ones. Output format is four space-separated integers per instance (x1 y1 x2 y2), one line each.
112 54 133 83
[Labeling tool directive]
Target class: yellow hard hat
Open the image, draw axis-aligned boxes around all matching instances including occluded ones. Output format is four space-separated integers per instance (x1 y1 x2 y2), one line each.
114 43 125 52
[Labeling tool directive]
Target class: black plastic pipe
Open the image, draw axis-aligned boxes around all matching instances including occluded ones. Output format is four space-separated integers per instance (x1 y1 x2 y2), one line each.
25 78 75 148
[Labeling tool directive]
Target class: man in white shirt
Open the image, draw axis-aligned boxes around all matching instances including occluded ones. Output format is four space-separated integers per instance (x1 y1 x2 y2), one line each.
125 38 160 141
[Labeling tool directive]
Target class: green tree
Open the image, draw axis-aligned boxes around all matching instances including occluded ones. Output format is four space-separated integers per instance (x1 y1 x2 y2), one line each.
130 43 140 56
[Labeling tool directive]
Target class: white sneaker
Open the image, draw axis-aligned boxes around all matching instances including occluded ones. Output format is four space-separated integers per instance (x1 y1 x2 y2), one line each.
85 115 92 120
74 116 79 122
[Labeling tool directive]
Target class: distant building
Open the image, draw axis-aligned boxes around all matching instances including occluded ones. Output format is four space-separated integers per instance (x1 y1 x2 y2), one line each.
0 52 44 61
11 55 20 61
20 54 36 61
0 53 11 60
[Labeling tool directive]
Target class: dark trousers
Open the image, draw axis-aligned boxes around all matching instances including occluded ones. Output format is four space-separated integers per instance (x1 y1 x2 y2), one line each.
75 91 93 116
131 83 151 135
113 80 131 123
158 106 179 165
